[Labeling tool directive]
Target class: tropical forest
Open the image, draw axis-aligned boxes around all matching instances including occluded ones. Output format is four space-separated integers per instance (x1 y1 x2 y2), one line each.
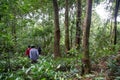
0 0 120 80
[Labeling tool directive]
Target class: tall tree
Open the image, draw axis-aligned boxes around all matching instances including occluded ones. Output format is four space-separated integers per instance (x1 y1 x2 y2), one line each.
75 0 82 49
53 0 61 58
113 0 120 45
65 0 70 54
82 0 92 74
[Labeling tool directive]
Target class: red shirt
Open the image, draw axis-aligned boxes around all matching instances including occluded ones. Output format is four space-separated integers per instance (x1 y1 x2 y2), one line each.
25 48 31 56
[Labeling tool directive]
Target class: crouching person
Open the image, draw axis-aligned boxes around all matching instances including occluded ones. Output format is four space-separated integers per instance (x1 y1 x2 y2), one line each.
30 45 39 63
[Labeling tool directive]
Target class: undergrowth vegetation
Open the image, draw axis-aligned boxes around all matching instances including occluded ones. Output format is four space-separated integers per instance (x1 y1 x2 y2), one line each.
0 51 120 80
0 0 120 80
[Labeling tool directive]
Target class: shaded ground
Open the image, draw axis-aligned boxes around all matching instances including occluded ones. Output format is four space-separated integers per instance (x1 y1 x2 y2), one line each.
1 53 120 80
81 54 120 80
54 54 120 80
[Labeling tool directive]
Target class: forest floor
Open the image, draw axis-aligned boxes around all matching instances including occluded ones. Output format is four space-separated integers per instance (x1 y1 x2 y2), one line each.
47 53 120 80
80 54 120 80
1 53 120 80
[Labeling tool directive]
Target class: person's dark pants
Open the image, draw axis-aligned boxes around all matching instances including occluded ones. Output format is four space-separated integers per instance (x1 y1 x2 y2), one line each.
31 60 37 63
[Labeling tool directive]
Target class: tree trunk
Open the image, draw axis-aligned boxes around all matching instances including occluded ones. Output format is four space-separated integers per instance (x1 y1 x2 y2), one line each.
113 0 120 45
75 0 82 49
65 0 70 54
70 24 73 48
53 0 61 58
82 0 92 75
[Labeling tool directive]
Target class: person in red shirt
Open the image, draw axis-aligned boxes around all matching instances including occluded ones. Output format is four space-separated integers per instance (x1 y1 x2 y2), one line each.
25 45 31 58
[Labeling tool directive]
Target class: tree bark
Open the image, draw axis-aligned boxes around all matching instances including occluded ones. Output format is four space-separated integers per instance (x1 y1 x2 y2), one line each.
75 0 82 49
113 0 120 45
65 0 70 54
82 0 92 75
70 24 73 48
53 0 61 58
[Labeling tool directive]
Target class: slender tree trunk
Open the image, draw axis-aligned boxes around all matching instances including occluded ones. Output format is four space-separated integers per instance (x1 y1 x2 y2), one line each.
53 0 61 58
70 24 73 48
69 10 74 48
113 0 120 45
82 0 92 75
65 0 70 54
75 0 82 49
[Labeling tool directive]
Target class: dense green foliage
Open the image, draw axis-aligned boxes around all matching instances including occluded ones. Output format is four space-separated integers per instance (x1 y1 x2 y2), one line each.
0 0 120 79
0 54 120 79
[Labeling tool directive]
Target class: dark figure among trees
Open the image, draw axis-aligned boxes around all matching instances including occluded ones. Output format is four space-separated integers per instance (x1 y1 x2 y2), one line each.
38 46 41 55
30 45 39 63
